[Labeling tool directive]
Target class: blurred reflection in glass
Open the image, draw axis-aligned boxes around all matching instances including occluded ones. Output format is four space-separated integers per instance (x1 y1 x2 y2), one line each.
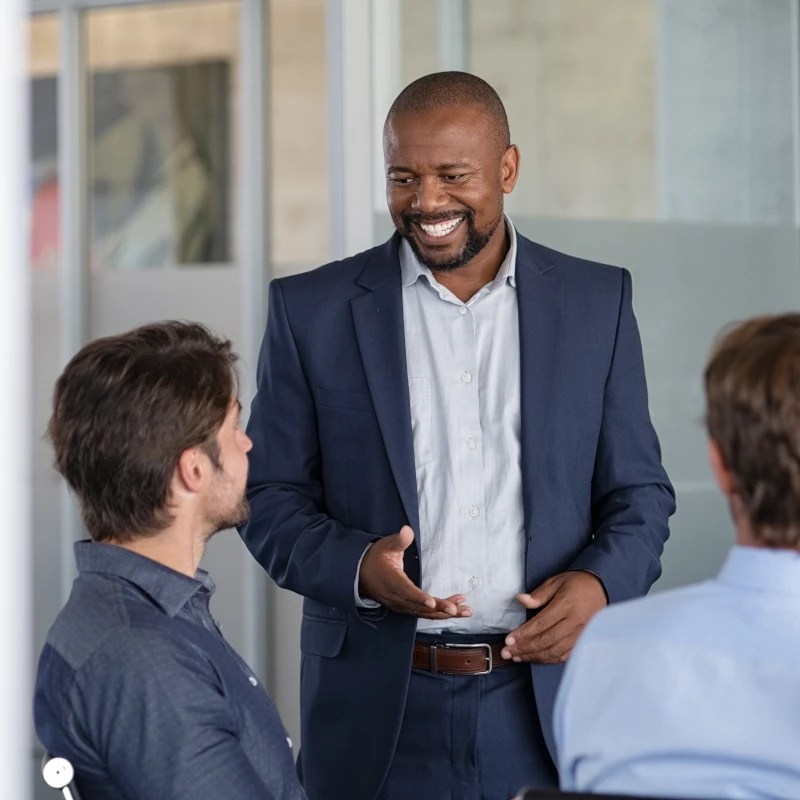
29 15 59 271
87 1 238 269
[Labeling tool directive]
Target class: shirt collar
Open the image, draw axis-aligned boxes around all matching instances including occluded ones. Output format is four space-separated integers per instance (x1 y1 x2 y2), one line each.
717 544 800 597
74 540 215 617
400 214 517 291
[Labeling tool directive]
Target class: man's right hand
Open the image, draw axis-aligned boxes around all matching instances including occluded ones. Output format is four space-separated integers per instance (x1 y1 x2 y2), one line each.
358 526 473 620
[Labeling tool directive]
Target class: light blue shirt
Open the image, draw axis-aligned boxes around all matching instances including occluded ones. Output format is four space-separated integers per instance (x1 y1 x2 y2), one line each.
554 545 800 799
400 217 526 634
356 217 527 634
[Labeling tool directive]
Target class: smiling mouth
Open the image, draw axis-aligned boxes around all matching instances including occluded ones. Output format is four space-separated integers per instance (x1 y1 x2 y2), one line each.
416 217 465 239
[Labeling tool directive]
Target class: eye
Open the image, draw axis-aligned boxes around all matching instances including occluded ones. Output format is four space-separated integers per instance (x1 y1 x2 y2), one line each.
389 176 414 185
442 174 465 182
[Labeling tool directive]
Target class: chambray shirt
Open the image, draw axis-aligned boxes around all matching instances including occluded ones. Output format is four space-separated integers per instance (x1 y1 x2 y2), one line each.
34 541 305 800
555 545 800 799
401 217 526 634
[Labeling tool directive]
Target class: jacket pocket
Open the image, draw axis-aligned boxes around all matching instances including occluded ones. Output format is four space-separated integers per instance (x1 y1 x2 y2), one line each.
300 616 347 658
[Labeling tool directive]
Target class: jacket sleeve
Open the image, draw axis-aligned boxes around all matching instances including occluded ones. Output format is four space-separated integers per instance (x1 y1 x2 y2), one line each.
239 280 378 616
568 268 676 602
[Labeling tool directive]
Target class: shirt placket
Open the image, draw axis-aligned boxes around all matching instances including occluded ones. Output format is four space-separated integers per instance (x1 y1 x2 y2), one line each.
454 293 488 628
189 593 268 694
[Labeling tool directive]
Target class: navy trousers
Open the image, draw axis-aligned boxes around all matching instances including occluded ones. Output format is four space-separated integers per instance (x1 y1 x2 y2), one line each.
376 633 557 800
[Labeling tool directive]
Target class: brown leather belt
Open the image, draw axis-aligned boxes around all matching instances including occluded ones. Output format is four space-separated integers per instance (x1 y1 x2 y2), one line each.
412 641 511 676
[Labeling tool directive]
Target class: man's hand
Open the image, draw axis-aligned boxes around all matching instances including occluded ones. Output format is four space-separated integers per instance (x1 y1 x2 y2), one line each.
500 571 607 664
359 526 473 620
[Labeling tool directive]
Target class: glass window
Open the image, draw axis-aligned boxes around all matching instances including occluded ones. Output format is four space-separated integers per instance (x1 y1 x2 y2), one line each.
400 0 440 87
380 0 798 226
85 1 239 270
30 15 59 272
29 17 65 797
469 0 657 221
29 12 62 645
270 0 330 275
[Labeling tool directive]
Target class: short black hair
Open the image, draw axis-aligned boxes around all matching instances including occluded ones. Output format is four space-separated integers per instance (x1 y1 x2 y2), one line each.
385 71 510 152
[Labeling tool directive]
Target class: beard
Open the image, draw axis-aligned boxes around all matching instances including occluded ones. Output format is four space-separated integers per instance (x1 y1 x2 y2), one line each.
209 494 250 536
399 207 503 273
205 479 251 541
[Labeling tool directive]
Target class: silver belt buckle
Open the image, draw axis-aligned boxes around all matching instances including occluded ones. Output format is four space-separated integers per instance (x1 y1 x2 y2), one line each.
443 641 493 675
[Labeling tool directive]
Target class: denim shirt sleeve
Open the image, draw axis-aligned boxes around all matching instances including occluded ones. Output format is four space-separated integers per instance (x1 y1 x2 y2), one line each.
71 627 283 800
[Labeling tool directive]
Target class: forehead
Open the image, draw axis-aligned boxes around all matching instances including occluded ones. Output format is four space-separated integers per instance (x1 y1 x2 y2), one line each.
384 104 498 167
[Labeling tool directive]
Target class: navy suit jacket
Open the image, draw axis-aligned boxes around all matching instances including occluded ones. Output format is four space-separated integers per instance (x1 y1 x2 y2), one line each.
241 231 675 800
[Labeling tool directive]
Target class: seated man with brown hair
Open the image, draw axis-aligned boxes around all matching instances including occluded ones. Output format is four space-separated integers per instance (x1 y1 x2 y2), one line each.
34 322 306 800
555 313 800 799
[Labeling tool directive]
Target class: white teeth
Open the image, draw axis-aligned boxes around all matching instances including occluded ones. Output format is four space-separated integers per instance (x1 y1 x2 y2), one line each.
420 217 463 238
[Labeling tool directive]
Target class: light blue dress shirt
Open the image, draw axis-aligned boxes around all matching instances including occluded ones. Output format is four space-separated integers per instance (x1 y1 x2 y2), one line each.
400 217 525 633
356 217 527 634
554 545 800 799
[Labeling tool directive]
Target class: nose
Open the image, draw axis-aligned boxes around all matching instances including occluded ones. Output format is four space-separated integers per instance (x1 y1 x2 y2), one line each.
411 176 448 214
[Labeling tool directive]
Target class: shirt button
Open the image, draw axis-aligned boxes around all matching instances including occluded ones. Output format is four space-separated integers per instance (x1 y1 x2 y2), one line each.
459 306 467 315
466 437 477 450
249 676 258 686
469 576 480 589
461 371 472 383
468 506 479 518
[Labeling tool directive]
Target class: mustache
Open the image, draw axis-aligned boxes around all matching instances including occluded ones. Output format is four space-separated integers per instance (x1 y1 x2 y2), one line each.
401 210 472 227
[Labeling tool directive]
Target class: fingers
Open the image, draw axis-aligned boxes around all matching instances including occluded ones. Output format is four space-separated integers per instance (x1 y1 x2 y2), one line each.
501 605 568 659
505 592 567 646
390 574 438 611
387 525 415 552
406 592 472 619
416 602 473 621
522 574 565 610
382 579 473 619
429 595 472 618
501 618 576 664
377 569 467 617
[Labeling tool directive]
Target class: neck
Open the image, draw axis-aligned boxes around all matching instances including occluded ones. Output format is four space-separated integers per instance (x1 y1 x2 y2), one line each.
432 216 509 303
729 496 761 548
110 519 207 578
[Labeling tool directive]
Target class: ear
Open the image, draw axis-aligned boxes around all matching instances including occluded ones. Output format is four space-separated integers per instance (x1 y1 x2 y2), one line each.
500 145 520 194
708 439 737 498
174 447 205 495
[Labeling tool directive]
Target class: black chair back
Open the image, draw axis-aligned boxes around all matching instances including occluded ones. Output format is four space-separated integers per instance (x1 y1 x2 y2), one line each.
515 789 704 800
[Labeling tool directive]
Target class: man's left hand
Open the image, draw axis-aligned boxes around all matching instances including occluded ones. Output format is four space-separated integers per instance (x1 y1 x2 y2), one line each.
500 571 608 665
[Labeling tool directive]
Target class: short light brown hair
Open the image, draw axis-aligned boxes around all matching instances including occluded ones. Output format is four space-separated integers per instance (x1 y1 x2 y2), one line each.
48 321 238 543
705 313 800 548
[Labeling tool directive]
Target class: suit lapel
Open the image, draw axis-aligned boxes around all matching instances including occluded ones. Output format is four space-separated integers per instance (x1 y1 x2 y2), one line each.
350 236 421 537
515 235 564 548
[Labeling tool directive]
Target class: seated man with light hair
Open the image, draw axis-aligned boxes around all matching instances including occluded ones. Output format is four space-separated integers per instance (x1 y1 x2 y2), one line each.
34 322 306 800
555 313 800 799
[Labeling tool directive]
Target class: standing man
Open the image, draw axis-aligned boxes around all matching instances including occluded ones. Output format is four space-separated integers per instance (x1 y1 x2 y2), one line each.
241 72 674 800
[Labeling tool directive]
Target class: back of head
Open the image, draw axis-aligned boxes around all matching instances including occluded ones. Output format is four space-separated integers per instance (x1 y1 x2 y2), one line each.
385 71 510 153
705 313 800 548
48 321 238 543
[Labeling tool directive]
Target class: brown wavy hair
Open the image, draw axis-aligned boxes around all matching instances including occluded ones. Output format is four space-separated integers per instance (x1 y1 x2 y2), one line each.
48 321 238 543
705 313 800 548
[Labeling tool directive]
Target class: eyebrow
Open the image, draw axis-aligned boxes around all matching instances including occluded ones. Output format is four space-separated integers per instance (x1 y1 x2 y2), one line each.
437 161 472 171
387 160 474 174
